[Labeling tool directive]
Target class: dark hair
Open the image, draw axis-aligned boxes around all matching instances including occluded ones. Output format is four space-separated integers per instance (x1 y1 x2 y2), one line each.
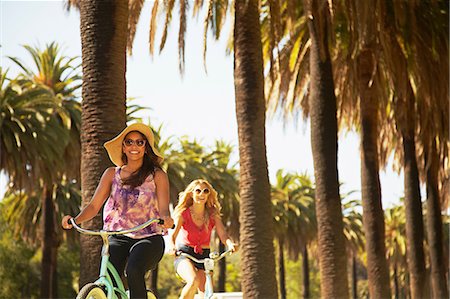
121 131 162 189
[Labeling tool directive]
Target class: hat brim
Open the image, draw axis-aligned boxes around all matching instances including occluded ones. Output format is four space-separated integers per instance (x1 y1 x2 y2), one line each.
104 123 164 167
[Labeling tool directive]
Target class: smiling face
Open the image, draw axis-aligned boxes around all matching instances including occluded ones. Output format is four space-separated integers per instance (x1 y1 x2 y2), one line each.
192 182 211 204
122 131 147 163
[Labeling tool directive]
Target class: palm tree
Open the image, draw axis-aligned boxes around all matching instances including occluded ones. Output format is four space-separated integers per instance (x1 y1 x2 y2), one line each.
385 204 408 299
6 43 82 297
233 0 277 297
271 170 316 299
0 68 67 189
341 198 365 299
205 141 240 292
343 2 392 297
0 72 72 298
424 138 448 299
76 0 128 286
302 0 349 297
376 2 431 296
410 2 449 297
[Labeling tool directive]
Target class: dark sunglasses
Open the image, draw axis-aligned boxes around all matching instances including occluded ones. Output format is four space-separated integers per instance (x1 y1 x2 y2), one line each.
123 139 146 147
194 188 210 195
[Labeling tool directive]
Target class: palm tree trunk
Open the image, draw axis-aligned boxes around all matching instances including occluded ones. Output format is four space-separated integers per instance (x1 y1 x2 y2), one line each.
352 254 357 299
379 4 427 295
303 0 349 297
394 264 399 299
278 240 286 299
357 47 391 299
40 186 59 298
425 139 449 299
217 241 226 292
234 0 277 297
79 0 128 286
402 123 427 299
302 244 310 299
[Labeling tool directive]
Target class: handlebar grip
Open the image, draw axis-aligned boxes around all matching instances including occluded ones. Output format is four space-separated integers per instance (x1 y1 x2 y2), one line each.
158 219 176 229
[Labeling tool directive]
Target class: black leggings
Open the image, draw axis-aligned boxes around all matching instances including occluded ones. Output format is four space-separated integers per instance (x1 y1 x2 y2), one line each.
108 234 165 299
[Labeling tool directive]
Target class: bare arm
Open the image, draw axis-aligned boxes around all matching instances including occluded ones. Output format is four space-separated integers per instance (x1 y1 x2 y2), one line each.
167 215 184 255
214 214 238 252
61 167 115 229
154 169 174 229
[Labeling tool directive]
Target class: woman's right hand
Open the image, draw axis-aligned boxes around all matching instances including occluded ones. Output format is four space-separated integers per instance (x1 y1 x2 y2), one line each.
167 246 177 256
61 215 74 230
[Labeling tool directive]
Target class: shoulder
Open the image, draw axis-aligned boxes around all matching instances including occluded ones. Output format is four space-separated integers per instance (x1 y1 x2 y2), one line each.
181 208 190 217
210 208 220 219
211 211 221 224
178 209 189 222
102 167 117 181
153 168 168 181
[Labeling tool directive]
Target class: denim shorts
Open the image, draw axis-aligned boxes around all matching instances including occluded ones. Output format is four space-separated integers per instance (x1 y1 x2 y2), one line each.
174 244 210 271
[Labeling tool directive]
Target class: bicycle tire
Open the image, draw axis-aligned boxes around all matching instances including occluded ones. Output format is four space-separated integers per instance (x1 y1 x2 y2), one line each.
76 283 107 299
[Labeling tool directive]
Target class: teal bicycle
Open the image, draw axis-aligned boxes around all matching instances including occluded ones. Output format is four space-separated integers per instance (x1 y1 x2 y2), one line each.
70 218 164 299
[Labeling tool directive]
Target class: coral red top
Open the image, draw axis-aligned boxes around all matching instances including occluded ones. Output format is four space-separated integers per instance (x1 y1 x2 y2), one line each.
177 209 215 254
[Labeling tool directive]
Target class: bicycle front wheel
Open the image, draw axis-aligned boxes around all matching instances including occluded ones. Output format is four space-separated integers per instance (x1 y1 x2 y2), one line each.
76 283 107 299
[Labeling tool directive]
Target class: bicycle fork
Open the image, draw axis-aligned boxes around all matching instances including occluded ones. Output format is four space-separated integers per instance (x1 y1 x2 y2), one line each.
204 259 215 299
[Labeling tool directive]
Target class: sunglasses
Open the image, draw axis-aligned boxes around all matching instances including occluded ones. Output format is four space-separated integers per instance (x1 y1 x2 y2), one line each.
123 139 146 147
194 188 210 195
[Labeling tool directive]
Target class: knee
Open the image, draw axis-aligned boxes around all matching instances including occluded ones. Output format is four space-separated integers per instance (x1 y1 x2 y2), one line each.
185 274 202 289
126 264 145 281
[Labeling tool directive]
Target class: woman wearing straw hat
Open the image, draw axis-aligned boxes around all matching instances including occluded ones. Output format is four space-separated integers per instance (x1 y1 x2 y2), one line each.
62 123 174 299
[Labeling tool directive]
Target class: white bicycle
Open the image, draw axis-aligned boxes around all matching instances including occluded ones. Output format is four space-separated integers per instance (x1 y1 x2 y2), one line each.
175 249 234 299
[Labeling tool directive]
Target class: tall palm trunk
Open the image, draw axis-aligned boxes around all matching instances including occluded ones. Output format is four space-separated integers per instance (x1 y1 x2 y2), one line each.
217 241 226 292
351 254 357 299
425 139 449 299
379 4 427 294
303 0 349 297
402 106 427 299
278 240 286 299
234 0 277 297
40 187 59 298
357 47 391 298
302 244 310 299
394 264 399 299
79 0 128 286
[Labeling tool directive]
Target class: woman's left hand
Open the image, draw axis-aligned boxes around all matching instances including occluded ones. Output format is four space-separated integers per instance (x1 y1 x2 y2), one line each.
226 239 239 253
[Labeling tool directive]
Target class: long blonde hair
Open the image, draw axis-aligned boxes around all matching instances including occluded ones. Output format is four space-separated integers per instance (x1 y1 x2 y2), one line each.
173 179 222 223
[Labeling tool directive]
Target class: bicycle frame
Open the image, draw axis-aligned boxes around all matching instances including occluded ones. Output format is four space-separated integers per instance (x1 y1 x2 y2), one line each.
176 249 233 299
70 218 163 299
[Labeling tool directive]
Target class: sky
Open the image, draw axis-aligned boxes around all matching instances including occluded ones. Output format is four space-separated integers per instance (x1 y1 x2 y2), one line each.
0 0 408 208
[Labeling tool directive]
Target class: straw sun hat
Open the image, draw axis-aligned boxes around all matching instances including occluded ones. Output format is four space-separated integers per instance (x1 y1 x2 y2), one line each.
104 123 164 167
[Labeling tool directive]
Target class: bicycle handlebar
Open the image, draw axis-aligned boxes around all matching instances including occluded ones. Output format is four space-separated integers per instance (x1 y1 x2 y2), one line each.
69 218 165 236
175 248 233 263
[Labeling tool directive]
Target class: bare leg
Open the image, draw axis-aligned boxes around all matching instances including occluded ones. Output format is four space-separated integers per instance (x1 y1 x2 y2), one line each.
196 270 207 298
177 259 201 299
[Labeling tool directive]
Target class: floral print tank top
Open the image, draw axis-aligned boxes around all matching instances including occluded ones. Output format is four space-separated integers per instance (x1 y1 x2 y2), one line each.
103 167 167 238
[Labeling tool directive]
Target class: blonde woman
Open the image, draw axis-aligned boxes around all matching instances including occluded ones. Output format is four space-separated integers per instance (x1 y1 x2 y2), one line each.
169 179 238 299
